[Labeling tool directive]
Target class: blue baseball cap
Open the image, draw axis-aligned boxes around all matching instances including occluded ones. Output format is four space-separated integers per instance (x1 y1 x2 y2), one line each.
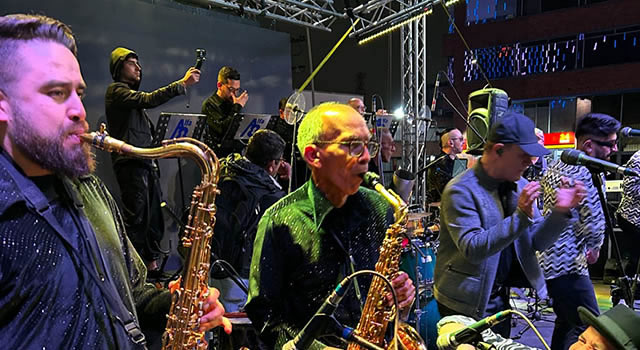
487 111 550 157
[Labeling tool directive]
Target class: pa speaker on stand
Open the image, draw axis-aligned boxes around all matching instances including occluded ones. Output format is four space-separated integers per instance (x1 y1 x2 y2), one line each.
466 88 509 155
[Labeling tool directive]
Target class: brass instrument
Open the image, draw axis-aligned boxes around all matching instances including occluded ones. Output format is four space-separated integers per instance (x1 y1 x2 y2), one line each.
81 124 220 350
348 173 426 350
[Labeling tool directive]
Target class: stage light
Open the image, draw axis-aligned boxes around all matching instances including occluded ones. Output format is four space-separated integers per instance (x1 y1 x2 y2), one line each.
393 108 405 120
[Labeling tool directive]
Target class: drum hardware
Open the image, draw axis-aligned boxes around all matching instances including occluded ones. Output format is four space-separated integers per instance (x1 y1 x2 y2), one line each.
407 212 431 221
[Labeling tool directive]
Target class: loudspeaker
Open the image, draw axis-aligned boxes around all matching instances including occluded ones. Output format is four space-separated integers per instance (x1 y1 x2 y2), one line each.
466 88 509 154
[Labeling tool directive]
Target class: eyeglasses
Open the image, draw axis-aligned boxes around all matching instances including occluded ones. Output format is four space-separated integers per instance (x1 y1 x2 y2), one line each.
315 140 379 158
226 85 244 97
590 138 618 149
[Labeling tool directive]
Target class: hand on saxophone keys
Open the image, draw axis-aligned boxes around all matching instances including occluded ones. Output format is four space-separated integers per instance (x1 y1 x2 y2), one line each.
385 272 416 310
167 280 233 334
200 287 233 333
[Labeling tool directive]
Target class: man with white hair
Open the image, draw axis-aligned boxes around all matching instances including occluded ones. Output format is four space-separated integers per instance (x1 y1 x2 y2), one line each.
246 102 415 349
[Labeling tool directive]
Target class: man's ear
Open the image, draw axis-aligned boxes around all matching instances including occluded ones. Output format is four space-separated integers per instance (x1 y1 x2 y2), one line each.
0 90 11 122
216 81 222 89
581 139 593 154
303 144 322 169
494 143 505 156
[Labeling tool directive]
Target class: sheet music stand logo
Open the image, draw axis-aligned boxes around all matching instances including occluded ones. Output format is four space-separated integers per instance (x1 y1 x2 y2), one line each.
240 117 265 139
170 119 193 139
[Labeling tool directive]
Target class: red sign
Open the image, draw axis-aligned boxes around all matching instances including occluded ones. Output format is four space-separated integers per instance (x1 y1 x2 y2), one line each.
545 132 575 146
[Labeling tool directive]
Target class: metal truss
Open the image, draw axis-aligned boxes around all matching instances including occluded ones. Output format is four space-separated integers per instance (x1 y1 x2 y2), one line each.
181 0 345 31
348 0 462 208
348 0 433 42
400 5 430 209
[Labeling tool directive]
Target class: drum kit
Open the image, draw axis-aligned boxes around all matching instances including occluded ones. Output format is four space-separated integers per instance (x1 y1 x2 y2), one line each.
400 203 441 349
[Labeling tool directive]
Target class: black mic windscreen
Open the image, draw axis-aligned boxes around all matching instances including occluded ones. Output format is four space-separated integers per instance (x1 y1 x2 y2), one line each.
395 169 415 181
560 149 582 165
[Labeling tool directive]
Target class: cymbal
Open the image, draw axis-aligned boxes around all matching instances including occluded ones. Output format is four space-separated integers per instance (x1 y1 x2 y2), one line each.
407 212 430 221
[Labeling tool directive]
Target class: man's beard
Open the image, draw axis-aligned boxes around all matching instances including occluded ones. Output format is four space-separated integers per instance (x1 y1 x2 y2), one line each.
9 103 95 178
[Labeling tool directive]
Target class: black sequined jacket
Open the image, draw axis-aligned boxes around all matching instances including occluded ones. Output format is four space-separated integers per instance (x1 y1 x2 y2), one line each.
0 151 170 349
245 179 394 350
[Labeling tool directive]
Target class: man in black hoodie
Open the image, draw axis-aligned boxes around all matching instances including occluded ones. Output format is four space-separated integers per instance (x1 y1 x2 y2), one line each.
210 129 288 313
105 47 200 271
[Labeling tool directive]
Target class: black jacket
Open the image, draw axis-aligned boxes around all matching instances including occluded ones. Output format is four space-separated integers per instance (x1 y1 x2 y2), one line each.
212 154 285 278
0 150 170 349
105 47 185 168
201 93 245 156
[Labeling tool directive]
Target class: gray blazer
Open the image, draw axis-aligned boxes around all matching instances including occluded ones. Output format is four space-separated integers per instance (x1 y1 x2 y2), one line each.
433 161 571 319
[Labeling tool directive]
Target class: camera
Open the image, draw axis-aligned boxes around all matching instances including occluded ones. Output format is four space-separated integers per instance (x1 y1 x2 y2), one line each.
195 48 206 70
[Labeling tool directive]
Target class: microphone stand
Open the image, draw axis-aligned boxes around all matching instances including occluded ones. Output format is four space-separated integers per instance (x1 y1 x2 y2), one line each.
591 172 633 306
415 154 448 176
289 113 301 194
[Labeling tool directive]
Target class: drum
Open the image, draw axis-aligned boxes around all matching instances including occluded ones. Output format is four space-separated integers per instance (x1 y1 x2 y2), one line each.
400 240 440 349
406 212 440 241
400 239 436 285
406 212 428 238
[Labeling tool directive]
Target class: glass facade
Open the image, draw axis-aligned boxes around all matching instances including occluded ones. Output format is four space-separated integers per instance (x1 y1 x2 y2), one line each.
462 27 640 82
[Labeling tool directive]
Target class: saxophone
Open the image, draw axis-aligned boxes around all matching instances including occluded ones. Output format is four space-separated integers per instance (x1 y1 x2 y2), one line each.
81 124 220 350
348 173 426 350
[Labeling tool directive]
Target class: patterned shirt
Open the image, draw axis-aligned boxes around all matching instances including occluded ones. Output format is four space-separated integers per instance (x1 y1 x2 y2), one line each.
537 159 605 279
617 150 640 227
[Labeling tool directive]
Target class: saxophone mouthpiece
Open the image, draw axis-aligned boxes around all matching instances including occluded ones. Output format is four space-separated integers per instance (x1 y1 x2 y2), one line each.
362 171 381 188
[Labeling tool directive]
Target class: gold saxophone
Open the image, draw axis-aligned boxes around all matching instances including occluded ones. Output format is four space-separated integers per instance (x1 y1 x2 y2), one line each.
81 124 220 350
347 173 426 350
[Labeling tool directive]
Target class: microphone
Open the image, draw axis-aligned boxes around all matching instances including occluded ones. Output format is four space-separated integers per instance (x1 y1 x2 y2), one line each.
282 279 350 350
561 149 639 177
431 72 440 112
621 127 640 137
436 310 511 350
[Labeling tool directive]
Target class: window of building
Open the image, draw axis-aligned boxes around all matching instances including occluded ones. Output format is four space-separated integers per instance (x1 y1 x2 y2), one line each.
466 0 518 25
463 27 640 82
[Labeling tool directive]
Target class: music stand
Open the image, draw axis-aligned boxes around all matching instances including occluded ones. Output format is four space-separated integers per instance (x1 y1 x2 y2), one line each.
232 113 272 141
153 112 208 146
153 112 208 214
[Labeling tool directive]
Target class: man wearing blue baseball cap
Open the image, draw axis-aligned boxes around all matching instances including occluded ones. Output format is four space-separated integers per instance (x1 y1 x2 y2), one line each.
434 111 587 337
